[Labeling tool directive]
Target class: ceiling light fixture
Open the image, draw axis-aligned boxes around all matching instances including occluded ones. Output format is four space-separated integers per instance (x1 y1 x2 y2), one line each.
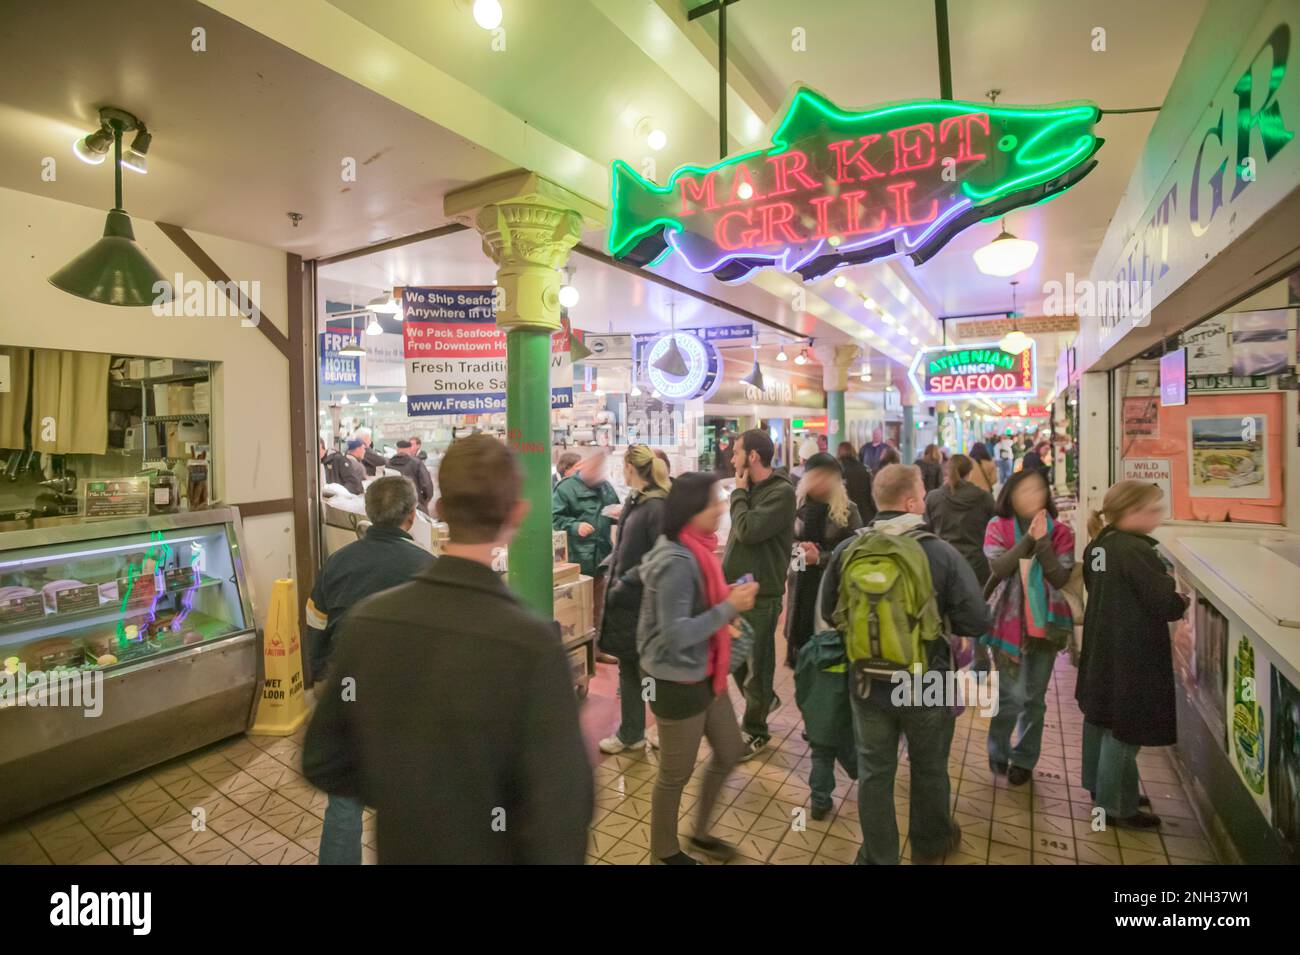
635 117 667 152
558 267 580 309
736 181 753 200
50 106 171 307
73 125 113 165
833 275 847 288
652 302 688 377
368 393 378 405
365 314 383 336
472 0 503 30
338 314 367 356
740 341 764 391
999 281 1032 354
120 126 151 174
973 217 1039 277
794 346 809 366
339 393 351 406
368 291 401 315
776 343 788 362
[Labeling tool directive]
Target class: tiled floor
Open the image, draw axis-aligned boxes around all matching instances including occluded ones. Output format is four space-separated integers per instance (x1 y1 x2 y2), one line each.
0 653 1217 865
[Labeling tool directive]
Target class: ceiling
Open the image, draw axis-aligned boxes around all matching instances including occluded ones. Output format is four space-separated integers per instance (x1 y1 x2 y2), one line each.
0 0 514 259
3 0 1207 406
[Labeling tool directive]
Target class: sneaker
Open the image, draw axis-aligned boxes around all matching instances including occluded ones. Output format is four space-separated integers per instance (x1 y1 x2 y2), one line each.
810 803 832 822
1113 810 1162 830
654 851 699 865
1007 765 1032 786
740 733 768 761
598 734 643 755
687 835 737 861
645 725 660 750
1090 791 1152 809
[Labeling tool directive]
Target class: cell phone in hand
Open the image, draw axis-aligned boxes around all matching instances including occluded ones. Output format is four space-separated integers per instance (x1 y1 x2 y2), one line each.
734 573 755 585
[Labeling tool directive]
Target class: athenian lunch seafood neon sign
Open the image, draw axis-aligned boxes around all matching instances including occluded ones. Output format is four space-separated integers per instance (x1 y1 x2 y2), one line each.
609 86 1102 283
909 340 1038 402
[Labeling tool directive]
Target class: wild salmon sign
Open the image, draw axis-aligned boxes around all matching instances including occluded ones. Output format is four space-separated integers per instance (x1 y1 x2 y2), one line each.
609 86 1102 283
909 340 1038 402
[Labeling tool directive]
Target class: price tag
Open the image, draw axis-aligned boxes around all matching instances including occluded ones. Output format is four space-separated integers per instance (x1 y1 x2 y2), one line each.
53 584 101 614
0 593 46 625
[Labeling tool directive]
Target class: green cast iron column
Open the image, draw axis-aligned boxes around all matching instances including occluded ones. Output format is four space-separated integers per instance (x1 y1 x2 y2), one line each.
507 327 554 617
827 389 846 451
902 404 915 464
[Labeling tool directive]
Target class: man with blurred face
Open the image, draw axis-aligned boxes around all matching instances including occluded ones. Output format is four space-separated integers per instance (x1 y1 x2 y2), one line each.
553 450 620 636
859 426 888 473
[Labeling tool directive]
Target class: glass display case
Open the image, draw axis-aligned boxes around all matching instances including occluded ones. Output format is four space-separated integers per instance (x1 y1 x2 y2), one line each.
0 508 260 824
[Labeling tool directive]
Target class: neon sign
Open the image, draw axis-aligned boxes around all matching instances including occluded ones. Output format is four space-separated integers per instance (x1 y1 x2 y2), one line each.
909 340 1037 401
643 333 722 401
609 85 1101 283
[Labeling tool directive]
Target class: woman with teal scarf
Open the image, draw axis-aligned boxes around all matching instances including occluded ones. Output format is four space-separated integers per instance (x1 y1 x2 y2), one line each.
981 468 1075 786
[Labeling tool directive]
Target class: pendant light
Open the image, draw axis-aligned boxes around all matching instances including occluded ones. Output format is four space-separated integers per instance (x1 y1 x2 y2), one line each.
339 314 366 356
794 341 809 365
367 291 401 315
973 217 1038 277
339 393 351 406
999 281 1032 354
652 302 688 377
365 313 383 336
49 106 172 307
776 342 789 362
368 392 378 405
740 341 764 391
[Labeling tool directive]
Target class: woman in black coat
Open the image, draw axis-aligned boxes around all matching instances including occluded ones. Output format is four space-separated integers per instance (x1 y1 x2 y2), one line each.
924 454 996 585
915 443 943 493
1079 479 1189 829
597 445 670 754
784 453 862 668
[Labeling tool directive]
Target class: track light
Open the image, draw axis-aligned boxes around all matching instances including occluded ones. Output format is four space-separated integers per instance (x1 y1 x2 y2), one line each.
776 344 788 362
121 126 151 174
74 126 113 165
793 347 808 365
833 275 847 288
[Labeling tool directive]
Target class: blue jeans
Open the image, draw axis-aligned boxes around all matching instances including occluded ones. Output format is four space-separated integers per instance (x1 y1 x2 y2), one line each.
318 794 364 865
851 694 955 864
997 458 1013 485
1081 720 1141 818
987 645 1056 771
615 654 646 745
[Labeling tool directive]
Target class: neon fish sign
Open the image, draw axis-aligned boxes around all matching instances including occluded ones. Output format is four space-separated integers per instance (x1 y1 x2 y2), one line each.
609 86 1102 283
909 340 1038 402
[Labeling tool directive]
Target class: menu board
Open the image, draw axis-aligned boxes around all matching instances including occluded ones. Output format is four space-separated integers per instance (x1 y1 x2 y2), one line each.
84 477 150 519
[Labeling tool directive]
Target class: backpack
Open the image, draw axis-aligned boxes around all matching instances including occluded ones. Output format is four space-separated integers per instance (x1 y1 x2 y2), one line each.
833 527 944 698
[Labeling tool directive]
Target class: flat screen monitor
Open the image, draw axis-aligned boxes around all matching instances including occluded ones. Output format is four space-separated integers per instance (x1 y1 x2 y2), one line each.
1160 348 1187 407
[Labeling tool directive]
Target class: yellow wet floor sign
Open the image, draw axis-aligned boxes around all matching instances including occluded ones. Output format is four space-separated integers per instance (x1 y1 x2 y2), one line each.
251 577 308 735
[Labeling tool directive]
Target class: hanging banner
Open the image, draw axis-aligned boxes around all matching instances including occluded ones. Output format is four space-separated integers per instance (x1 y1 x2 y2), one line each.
402 287 572 416
319 332 360 389
609 84 1101 283
909 340 1037 401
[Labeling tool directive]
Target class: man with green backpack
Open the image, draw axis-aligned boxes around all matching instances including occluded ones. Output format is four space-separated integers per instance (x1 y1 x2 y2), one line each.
819 464 991 865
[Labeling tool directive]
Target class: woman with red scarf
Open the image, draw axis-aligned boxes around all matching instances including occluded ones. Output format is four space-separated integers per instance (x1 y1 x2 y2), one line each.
636 472 759 865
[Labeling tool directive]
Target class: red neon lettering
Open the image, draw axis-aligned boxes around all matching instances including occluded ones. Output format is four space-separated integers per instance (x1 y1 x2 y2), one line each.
887 180 937 226
826 136 885 183
938 112 989 164
758 202 804 246
726 164 763 205
807 194 834 238
840 190 887 236
679 172 718 215
766 150 819 196
716 208 759 250
888 122 937 173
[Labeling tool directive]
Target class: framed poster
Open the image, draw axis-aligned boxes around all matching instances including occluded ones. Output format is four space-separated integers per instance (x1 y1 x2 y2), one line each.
1187 415 1269 499
1270 666 1300 858
1226 627 1270 816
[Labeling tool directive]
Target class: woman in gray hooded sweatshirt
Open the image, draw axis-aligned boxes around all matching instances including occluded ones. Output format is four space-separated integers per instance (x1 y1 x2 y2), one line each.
637 472 759 865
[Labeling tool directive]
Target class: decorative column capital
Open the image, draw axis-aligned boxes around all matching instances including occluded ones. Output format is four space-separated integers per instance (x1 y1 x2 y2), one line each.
812 342 862 392
445 170 607 333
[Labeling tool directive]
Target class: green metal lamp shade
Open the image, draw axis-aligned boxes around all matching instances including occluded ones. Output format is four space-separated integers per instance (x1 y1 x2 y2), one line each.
48 209 172 307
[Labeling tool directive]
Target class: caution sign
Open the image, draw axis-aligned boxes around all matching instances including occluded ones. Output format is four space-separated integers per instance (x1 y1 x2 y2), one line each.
250 578 308 735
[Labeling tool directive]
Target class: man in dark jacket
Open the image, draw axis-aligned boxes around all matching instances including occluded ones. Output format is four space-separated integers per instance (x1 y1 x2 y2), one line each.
723 428 797 758
354 427 389 476
859 427 888 473
837 441 876 524
322 438 365 494
304 476 434 863
820 464 991 865
553 451 620 620
387 439 435 513
303 435 593 864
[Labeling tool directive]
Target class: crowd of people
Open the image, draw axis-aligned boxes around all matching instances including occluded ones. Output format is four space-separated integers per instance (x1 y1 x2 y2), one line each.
299 423 1185 865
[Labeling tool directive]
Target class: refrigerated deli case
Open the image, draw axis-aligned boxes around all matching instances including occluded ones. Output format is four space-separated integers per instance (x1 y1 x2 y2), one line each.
0 508 260 823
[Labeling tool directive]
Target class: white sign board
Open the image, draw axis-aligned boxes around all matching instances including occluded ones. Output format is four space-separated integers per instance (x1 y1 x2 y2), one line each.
1121 458 1172 514
1183 318 1231 376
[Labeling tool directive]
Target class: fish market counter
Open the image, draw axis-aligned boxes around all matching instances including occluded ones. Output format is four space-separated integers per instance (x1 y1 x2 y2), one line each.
1156 528 1300 864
